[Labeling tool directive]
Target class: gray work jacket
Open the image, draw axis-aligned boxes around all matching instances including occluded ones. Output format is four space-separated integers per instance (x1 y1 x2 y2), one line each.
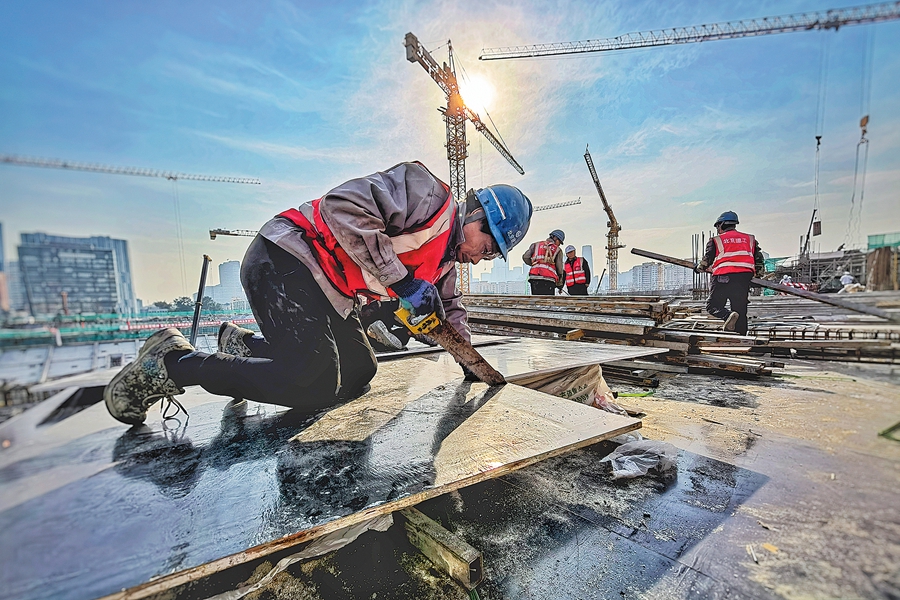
259 162 470 341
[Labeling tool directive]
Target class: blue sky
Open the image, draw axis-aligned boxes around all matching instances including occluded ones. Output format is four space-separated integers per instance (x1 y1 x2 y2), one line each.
1 0 898 302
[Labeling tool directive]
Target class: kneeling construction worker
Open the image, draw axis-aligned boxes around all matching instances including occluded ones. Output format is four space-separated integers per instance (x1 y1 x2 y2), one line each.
563 245 591 296
695 211 765 335
523 229 565 295
105 162 533 425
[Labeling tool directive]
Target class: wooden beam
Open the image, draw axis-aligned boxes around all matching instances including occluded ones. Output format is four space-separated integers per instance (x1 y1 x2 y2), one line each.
399 507 483 590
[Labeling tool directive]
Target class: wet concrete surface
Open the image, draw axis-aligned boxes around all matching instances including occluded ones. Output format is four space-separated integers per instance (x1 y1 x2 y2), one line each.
217 442 767 600
0 339 650 600
229 359 900 600
0 382 507 600
2 347 897 599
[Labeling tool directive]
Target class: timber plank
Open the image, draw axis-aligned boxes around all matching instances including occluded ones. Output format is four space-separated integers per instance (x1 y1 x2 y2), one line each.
0 338 646 600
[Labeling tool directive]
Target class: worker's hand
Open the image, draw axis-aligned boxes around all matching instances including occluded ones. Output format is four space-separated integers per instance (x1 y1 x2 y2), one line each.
390 275 445 323
461 364 480 381
694 263 704 274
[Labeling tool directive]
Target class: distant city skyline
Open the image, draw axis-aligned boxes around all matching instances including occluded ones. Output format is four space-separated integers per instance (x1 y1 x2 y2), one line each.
2 2 898 301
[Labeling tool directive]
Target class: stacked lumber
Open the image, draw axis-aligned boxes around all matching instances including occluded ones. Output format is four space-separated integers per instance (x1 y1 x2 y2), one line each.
465 292 900 368
464 295 779 376
663 293 900 364
463 295 671 339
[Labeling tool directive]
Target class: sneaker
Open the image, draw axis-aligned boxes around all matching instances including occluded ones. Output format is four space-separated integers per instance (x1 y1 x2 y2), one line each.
104 328 194 425
724 311 739 332
366 320 404 351
218 322 253 357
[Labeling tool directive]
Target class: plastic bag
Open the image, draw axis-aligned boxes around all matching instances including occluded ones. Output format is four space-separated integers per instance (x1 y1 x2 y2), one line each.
519 363 628 416
600 440 679 480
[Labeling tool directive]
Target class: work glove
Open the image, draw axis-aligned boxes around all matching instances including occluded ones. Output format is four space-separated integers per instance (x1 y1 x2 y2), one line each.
460 364 480 381
412 333 439 347
389 274 445 324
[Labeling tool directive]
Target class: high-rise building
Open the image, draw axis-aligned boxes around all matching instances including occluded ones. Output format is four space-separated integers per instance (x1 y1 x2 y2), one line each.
17 233 137 316
663 263 692 291
0 223 7 311
628 262 665 292
581 245 594 274
201 260 247 308
6 261 26 311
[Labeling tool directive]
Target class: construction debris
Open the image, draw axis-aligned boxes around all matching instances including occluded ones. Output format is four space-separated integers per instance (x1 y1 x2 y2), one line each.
465 291 900 375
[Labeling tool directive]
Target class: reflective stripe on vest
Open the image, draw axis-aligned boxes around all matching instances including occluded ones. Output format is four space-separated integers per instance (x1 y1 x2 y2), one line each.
565 258 587 286
528 241 559 280
711 230 755 275
277 191 455 300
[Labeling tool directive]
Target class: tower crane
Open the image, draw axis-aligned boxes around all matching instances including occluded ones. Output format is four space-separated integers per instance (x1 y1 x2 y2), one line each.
0 154 261 184
534 197 581 212
209 229 258 240
479 2 900 60
404 32 525 293
2 153 261 296
584 146 624 291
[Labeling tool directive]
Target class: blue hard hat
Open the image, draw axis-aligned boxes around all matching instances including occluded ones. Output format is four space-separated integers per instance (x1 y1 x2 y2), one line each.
549 229 565 243
714 211 739 227
474 185 533 260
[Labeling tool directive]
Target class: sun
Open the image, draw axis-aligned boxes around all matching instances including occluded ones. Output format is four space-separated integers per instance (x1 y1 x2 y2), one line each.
459 75 495 113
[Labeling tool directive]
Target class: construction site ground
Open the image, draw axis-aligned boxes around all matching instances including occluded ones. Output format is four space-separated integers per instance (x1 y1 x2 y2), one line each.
230 358 900 600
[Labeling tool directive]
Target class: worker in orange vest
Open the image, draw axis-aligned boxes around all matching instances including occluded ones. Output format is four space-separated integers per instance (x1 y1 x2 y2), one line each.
523 229 565 295
563 245 591 296
104 162 533 425
695 211 765 335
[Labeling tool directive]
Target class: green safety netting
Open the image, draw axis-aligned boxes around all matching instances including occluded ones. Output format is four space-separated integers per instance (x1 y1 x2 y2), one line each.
868 232 900 250
764 257 788 271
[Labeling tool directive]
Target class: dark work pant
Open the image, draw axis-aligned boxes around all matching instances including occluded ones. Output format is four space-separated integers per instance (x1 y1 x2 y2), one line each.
706 272 753 335
567 283 588 296
529 279 557 296
168 236 377 411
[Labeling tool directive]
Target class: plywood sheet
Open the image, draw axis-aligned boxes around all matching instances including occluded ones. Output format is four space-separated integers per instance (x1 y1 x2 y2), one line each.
0 338 644 600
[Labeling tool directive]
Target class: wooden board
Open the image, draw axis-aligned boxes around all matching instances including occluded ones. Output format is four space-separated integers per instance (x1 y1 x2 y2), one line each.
0 338 645 600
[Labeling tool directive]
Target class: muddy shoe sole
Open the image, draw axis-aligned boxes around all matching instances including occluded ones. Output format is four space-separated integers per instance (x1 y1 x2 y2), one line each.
366 320 404 351
724 311 739 331
104 328 194 425
218 322 254 357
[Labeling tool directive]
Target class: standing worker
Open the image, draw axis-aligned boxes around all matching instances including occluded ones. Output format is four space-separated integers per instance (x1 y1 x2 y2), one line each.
840 271 855 286
695 211 765 335
563 245 591 296
104 162 533 425
523 229 565 296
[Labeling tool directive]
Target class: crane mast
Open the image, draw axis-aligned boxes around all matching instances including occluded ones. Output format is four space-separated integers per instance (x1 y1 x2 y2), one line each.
584 146 624 291
479 2 900 60
405 32 524 293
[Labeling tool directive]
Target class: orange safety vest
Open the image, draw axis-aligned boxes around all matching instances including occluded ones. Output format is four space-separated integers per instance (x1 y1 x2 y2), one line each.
528 240 560 281
564 257 588 286
711 230 756 275
278 190 456 301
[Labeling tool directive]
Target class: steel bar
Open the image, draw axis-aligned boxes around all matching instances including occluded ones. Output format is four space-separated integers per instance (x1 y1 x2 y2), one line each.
189 255 212 346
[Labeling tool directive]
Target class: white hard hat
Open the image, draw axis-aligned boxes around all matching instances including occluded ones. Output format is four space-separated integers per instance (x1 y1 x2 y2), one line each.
565 245 576 253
